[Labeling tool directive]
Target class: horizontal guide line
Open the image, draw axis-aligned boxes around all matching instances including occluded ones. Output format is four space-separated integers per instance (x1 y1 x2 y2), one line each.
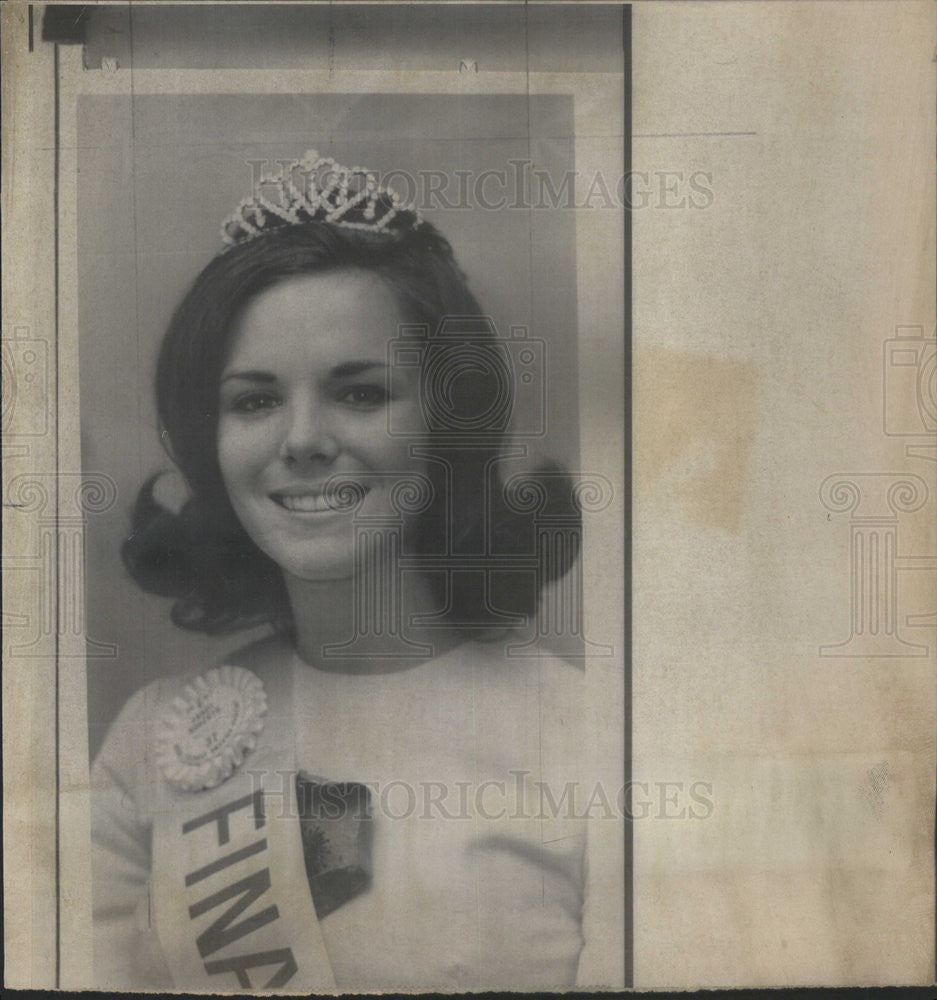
634 131 757 138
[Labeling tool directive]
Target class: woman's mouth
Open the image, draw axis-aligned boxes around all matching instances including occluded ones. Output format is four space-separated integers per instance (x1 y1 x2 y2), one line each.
270 486 368 513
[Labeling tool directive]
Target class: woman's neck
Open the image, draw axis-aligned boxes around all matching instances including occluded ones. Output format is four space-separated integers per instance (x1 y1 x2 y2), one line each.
283 572 464 674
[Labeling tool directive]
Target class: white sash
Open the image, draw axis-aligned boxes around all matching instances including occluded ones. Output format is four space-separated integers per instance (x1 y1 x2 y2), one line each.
151 658 337 992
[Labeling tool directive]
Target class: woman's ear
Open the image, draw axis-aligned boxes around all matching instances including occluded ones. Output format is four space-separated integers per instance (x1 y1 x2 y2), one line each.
151 467 191 516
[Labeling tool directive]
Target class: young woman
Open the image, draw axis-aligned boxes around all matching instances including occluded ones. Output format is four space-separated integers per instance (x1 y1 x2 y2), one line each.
91 151 597 992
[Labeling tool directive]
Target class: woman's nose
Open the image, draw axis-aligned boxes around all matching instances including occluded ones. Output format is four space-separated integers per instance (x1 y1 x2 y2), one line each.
279 399 339 464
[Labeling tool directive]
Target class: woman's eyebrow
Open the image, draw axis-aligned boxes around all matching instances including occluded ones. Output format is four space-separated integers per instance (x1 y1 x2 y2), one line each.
221 361 388 384
220 370 276 384
329 360 388 379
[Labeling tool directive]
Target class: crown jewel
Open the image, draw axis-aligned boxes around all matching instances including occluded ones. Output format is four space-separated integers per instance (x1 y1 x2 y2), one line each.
221 149 422 247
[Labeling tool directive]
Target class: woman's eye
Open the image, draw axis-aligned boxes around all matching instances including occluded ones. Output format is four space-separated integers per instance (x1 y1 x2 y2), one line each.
340 385 389 408
230 391 281 413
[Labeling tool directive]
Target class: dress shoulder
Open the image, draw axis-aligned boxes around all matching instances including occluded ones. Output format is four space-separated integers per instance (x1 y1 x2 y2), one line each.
92 632 291 803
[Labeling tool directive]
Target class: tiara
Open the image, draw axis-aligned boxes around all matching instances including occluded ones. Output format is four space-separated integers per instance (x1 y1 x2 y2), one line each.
221 149 423 247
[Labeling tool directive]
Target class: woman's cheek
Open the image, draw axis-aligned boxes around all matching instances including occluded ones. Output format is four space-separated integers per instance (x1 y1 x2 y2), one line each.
219 415 277 466
380 391 424 440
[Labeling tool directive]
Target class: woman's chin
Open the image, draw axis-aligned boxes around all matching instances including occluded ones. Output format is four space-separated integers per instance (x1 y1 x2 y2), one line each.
283 562 357 585
257 534 358 584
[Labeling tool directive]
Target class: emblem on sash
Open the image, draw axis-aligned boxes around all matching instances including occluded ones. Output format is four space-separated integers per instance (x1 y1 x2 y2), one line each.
156 665 267 792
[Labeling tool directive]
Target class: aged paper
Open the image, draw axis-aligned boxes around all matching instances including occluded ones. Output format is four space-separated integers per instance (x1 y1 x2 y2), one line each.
2 0 934 992
632 2 935 986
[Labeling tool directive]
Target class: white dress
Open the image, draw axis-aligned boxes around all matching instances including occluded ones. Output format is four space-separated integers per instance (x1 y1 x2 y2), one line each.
90 633 595 991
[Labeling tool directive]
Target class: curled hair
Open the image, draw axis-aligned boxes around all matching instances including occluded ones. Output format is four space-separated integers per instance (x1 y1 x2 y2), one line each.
122 220 580 634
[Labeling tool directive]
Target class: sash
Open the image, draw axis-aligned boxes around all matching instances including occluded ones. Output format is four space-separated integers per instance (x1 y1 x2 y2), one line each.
151 657 337 993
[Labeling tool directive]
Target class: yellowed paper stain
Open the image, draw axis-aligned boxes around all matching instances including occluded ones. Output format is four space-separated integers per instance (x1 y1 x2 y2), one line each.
636 345 758 533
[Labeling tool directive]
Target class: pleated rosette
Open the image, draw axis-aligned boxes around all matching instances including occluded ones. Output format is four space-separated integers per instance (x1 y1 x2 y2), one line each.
155 665 267 792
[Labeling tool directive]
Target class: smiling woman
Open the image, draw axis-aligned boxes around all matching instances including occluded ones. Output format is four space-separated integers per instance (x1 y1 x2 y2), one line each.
91 151 594 992
217 271 426 586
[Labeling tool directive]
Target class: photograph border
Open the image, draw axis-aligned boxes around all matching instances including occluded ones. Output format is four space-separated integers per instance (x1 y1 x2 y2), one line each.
45 4 633 989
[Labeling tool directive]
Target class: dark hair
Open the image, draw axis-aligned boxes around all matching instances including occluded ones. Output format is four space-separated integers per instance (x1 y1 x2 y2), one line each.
122 220 580 634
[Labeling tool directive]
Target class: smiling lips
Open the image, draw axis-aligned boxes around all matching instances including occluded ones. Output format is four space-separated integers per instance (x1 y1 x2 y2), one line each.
269 486 369 513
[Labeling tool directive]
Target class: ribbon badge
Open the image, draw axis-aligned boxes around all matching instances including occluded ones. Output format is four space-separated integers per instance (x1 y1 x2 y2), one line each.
156 665 267 793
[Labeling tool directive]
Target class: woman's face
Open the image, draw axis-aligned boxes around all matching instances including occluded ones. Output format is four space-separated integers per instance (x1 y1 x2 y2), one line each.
217 268 426 582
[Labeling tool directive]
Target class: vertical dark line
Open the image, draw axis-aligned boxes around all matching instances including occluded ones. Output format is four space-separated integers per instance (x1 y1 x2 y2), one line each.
521 1 535 358
53 40 62 990
621 2 633 990
28 4 34 52
522 0 548 916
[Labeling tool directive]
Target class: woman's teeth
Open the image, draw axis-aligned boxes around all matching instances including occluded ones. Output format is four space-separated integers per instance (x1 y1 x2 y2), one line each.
272 489 366 513
278 494 330 512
